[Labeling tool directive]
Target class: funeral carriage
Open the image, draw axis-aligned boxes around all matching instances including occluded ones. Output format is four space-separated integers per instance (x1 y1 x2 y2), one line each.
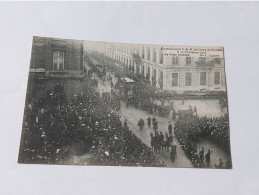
158 105 172 117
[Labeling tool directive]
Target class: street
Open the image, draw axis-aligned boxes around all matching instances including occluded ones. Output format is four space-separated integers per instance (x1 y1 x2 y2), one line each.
91 68 229 168
92 71 193 168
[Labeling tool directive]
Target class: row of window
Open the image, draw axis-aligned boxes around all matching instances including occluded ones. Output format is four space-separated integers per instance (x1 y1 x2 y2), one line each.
115 55 134 66
115 53 221 67
113 43 221 66
114 53 222 88
116 45 162 64
172 71 221 87
143 47 164 64
114 54 221 87
117 46 202 65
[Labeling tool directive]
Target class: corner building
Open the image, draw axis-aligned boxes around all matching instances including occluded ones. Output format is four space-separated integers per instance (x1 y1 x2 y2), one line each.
30 36 84 76
27 37 84 102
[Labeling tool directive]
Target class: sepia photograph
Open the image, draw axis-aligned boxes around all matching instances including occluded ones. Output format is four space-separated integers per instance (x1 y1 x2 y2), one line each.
18 36 232 169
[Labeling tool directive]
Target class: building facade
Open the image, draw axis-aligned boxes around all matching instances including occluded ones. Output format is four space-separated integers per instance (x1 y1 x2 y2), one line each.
84 41 226 91
30 36 84 77
27 37 84 102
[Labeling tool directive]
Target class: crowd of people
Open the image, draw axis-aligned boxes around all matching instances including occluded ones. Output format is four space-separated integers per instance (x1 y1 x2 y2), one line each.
19 75 164 167
21 51 231 168
174 115 231 168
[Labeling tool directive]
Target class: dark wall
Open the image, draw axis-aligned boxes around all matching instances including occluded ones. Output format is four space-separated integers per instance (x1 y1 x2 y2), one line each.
26 75 83 103
30 36 83 71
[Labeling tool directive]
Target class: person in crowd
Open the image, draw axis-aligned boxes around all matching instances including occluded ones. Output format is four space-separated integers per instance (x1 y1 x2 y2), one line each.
170 144 177 162
205 149 211 166
111 80 114 89
199 147 205 162
152 116 156 126
189 105 193 117
126 98 129 108
138 118 144 131
153 103 158 113
153 120 158 132
147 116 151 128
124 119 128 129
141 118 145 129
194 106 197 116
168 122 173 135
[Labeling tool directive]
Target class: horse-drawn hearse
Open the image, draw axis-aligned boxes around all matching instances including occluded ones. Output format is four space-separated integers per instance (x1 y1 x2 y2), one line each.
158 105 172 117
116 77 135 98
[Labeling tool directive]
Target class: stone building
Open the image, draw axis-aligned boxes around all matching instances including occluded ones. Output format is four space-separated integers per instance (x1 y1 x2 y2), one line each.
30 36 84 76
84 41 226 91
26 37 84 102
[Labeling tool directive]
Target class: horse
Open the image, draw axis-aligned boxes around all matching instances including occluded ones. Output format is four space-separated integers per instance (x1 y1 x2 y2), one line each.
162 133 173 153
153 133 161 154
161 140 168 154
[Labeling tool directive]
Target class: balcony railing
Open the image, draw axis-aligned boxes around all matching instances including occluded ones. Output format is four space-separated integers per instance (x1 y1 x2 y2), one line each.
195 60 215 67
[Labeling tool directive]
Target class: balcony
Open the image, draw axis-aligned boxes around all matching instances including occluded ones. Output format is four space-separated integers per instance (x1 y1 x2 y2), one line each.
195 60 215 68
